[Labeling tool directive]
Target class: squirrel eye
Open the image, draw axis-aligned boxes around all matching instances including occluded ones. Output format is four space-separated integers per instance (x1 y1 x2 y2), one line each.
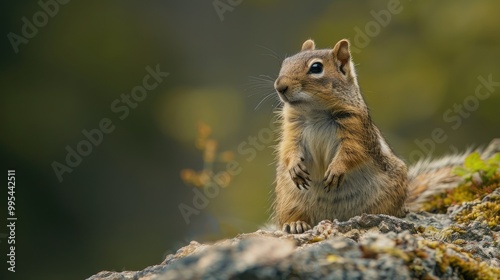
308 62 323 74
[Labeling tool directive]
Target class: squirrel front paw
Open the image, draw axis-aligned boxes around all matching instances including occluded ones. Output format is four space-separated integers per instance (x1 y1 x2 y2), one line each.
288 157 311 190
323 162 346 192
282 220 312 234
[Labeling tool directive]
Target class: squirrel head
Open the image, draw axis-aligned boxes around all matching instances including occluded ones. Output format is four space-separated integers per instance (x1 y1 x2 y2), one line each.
274 39 362 111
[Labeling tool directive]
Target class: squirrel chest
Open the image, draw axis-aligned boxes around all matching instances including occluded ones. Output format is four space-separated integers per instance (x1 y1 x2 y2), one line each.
298 113 340 180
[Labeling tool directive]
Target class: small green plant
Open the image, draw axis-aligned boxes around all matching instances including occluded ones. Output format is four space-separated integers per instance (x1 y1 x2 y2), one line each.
453 152 500 183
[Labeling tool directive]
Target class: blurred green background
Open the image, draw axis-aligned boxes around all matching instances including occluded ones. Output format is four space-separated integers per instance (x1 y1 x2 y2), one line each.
1 0 499 279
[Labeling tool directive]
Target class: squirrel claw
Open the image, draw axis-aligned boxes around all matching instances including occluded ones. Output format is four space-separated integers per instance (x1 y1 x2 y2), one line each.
323 170 344 192
294 181 309 190
282 220 312 234
289 161 311 190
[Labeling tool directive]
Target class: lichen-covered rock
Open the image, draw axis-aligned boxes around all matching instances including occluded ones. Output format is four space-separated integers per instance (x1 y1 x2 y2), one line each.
87 189 500 280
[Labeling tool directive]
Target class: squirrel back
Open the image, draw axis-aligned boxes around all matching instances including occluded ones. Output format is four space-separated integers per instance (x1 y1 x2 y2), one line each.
271 38 499 233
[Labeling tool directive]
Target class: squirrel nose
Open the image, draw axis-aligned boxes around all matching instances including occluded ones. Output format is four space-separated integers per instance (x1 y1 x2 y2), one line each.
275 77 289 95
277 85 288 95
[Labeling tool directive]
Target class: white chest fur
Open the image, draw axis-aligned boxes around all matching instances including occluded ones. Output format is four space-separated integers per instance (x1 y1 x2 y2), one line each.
301 116 340 181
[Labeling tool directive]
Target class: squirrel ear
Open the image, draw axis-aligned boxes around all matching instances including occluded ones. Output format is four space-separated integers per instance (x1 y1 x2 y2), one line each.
332 39 352 76
301 39 315 51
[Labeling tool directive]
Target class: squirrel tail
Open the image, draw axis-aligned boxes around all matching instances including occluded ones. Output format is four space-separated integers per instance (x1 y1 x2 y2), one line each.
405 138 500 211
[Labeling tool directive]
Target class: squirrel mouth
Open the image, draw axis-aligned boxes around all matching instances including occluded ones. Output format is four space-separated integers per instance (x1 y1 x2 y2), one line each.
277 92 289 103
277 92 303 106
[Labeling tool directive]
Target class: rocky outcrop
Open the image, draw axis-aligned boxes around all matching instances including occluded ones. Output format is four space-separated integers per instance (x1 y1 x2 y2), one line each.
87 188 500 280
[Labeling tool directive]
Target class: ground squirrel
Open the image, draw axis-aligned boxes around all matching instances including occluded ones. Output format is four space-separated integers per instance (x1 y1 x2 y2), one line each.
272 38 499 234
